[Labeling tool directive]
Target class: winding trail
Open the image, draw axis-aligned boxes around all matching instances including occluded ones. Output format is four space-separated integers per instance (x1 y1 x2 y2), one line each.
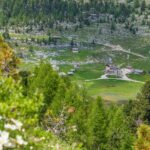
85 68 144 83
84 41 146 83
85 76 144 83
96 42 147 59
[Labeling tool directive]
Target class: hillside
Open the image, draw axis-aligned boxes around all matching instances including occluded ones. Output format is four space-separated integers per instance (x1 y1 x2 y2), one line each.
0 38 150 150
0 0 149 28
0 0 150 149
0 0 150 102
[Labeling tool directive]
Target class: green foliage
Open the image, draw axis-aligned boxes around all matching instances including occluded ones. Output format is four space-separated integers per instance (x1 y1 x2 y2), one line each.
64 86 90 143
134 124 150 150
0 40 149 149
141 0 146 12
134 0 140 8
0 0 139 26
124 81 150 129
28 62 60 119
0 74 81 149
136 81 150 123
0 77 22 101
106 107 134 150
2 28 10 39
0 76 44 126
111 20 116 31
29 63 60 102
87 97 107 149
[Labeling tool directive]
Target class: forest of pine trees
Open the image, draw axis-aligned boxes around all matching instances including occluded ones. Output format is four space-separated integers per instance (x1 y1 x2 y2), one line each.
0 0 149 27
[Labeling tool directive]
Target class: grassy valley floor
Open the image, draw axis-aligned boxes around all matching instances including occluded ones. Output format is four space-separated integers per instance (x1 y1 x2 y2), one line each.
1 23 150 103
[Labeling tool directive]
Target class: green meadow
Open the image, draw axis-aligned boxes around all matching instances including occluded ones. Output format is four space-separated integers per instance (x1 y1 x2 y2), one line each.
3 25 150 103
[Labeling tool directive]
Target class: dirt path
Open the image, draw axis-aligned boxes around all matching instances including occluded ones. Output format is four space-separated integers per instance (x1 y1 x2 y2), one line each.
86 68 144 83
96 42 147 59
86 76 144 83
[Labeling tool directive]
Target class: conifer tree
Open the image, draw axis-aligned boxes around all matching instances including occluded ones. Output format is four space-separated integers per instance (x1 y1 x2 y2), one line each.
87 97 107 150
135 81 150 123
106 108 134 150
134 0 140 8
141 0 146 12
28 63 60 120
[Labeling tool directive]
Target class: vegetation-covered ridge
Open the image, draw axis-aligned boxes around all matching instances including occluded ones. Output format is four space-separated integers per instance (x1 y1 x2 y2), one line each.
0 37 150 149
0 0 150 28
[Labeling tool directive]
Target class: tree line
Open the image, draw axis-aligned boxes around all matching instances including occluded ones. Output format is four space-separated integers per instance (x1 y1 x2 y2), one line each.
0 0 149 27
